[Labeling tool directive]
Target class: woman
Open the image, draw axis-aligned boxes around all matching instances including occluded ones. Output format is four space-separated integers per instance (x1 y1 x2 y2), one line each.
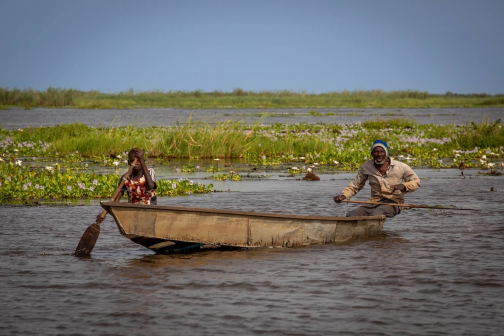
121 148 157 205
96 148 157 224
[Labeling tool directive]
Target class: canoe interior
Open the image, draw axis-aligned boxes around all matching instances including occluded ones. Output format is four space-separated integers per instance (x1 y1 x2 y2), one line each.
101 202 386 253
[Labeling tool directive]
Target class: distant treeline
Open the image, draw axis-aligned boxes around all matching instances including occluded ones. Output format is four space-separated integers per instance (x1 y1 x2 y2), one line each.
1 87 503 109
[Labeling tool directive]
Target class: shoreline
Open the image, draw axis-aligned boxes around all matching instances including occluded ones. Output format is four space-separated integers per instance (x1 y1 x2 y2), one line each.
2 88 503 110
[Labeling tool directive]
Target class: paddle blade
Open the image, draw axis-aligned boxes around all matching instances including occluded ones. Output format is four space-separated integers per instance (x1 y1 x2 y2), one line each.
74 222 101 257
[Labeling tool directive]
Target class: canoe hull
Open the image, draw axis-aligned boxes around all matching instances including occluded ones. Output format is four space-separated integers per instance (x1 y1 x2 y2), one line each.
101 202 385 252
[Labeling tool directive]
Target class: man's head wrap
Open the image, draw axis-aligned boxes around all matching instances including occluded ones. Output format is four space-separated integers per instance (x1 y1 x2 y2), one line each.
371 140 389 158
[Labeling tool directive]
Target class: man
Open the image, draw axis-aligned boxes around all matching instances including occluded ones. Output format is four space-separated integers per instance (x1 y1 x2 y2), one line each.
333 140 420 218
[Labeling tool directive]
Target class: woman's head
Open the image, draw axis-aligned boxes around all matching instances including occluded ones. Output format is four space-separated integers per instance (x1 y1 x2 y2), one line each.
128 148 143 171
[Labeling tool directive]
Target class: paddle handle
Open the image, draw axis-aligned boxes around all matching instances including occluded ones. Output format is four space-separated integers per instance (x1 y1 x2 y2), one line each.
97 158 137 221
342 199 476 211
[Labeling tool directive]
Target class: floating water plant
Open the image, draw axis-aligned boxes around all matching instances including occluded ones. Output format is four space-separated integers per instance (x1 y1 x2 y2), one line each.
0 162 213 201
211 172 242 181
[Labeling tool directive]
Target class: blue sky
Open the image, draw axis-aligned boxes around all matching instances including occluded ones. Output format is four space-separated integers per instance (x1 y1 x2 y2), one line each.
1 0 503 94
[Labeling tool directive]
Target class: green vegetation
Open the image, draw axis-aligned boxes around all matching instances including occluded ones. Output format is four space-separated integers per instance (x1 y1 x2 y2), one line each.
2 118 503 200
212 173 242 181
0 162 213 201
2 119 503 167
1 87 504 109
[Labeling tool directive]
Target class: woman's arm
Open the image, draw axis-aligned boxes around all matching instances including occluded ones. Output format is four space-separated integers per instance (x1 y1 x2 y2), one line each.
132 148 155 190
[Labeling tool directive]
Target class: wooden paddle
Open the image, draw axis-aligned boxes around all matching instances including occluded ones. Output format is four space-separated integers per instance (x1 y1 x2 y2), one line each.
74 158 137 256
342 199 477 211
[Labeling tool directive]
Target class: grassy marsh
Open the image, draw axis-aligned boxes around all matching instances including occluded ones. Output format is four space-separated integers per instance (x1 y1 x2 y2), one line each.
2 119 503 200
1 88 504 109
2 119 503 166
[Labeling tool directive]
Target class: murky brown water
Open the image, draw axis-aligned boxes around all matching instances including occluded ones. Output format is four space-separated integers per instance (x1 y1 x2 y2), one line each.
1 107 503 129
1 168 503 335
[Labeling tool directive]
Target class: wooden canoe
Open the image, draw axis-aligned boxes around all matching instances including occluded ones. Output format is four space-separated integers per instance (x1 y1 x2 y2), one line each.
101 202 386 253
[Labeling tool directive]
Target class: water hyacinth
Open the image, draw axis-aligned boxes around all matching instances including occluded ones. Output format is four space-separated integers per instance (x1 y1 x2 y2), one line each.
212 173 242 181
155 179 213 196
0 120 502 171
0 163 213 201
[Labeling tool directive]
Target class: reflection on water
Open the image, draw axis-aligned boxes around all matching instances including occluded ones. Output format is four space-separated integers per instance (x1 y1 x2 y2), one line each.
1 170 504 335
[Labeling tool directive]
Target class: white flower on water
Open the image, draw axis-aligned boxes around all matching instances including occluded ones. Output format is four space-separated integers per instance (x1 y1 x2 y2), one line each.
482 155 486 159
488 163 495 168
15 160 22 166
117 155 122 159
299 157 306 160
214 158 221 161
45 166 54 171
113 161 119 166
333 160 339 164
291 166 299 170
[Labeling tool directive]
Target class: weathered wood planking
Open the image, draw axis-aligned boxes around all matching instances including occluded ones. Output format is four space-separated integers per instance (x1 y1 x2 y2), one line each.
101 202 385 252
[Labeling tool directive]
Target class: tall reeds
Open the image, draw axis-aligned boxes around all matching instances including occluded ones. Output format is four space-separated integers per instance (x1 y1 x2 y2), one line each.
2 120 503 174
1 88 503 109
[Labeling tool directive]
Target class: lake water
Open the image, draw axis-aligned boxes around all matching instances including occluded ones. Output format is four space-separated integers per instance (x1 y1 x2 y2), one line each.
1 167 504 335
1 106 503 129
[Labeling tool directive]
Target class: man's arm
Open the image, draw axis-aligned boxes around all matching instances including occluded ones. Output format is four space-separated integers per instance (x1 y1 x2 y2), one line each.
392 164 421 192
334 167 368 203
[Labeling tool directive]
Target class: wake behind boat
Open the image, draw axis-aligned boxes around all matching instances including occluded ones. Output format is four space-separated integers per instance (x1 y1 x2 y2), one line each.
101 202 386 253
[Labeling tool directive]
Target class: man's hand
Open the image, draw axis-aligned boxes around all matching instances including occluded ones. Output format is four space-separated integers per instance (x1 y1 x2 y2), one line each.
392 184 406 191
333 195 346 203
